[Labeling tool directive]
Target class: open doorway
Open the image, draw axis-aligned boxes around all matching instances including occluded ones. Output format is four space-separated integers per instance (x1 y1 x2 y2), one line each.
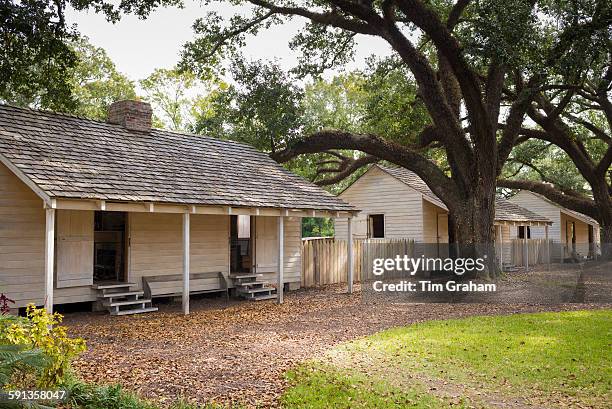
94 211 128 282
230 215 253 274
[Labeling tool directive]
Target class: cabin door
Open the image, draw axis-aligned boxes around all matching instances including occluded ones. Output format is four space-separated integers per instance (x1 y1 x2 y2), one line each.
230 215 253 274
254 216 279 273
93 211 128 282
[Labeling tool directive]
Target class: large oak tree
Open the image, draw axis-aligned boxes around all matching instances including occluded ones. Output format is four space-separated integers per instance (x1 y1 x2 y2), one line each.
177 0 610 254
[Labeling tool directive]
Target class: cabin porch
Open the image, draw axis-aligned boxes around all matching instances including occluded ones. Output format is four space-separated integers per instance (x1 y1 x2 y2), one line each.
29 199 356 316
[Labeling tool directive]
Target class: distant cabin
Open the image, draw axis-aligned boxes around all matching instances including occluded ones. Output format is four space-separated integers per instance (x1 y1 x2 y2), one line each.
335 164 550 242
509 191 600 258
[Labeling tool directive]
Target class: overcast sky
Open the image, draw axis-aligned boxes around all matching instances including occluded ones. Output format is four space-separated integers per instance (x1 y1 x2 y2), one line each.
65 1 393 82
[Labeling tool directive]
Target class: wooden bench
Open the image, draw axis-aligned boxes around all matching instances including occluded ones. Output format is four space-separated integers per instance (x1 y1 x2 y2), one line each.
142 272 229 301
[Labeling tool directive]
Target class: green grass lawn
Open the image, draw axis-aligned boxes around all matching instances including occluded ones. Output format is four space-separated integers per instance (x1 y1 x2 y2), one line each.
282 310 611 408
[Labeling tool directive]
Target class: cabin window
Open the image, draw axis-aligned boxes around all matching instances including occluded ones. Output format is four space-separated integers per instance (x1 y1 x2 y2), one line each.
368 214 385 238
518 226 531 239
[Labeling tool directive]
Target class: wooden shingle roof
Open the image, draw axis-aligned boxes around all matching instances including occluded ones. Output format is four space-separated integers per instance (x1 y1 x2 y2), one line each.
0 104 353 211
376 165 551 224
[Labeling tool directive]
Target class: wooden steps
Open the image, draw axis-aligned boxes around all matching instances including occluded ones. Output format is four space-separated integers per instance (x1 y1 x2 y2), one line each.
113 307 159 316
229 274 277 301
92 282 137 290
93 282 158 316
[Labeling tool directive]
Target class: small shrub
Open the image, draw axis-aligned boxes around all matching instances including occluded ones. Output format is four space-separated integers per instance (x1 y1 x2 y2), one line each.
65 379 229 409
0 344 49 387
0 293 15 314
0 304 86 388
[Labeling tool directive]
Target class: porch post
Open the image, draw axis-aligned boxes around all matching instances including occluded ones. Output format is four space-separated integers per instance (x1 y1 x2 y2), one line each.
524 229 529 270
497 225 503 271
182 213 190 315
347 216 354 294
277 215 284 304
44 208 55 313
545 224 550 270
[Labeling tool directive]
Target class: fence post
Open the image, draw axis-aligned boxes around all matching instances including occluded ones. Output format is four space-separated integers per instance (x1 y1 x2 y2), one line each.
313 241 319 286
498 225 503 271
545 224 550 271
525 237 529 270
347 217 354 294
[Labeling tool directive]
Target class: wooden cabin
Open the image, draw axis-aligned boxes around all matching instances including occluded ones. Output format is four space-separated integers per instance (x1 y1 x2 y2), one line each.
509 191 600 260
0 101 356 315
334 165 552 265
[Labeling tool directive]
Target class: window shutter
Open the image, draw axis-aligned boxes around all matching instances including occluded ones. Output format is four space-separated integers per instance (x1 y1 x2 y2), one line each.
56 210 94 288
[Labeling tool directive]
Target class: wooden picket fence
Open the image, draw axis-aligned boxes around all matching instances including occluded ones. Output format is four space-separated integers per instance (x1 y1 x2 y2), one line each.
509 238 552 266
301 238 415 287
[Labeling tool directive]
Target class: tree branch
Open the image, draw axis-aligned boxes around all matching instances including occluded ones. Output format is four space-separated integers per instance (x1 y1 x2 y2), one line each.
395 0 490 138
315 154 378 185
446 0 470 29
247 0 380 35
271 130 459 204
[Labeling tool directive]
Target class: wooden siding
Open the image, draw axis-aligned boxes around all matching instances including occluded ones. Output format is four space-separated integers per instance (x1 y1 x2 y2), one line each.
509 191 563 241
129 213 230 290
422 199 448 243
0 162 46 307
254 216 301 285
335 166 423 240
56 210 94 288
497 225 513 264
0 164 95 307
254 216 278 273
560 211 592 258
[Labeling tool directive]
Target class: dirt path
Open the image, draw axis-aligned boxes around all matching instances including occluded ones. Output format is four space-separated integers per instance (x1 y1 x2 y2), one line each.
64 284 608 408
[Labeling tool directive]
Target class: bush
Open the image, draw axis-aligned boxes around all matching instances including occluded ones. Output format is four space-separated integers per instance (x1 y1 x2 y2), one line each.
0 305 86 388
64 379 226 409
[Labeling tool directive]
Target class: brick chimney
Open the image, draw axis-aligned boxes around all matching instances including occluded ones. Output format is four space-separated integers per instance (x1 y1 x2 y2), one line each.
108 100 152 132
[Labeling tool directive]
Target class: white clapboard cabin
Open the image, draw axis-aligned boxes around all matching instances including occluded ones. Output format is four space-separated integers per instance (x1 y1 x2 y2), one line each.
509 191 600 260
334 165 552 264
0 101 356 315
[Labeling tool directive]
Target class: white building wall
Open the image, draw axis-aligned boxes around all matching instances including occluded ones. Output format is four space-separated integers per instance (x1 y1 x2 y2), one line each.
509 191 562 241
334 166 424 241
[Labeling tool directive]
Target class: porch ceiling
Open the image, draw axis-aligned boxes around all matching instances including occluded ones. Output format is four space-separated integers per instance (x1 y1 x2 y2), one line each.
47 197 357 218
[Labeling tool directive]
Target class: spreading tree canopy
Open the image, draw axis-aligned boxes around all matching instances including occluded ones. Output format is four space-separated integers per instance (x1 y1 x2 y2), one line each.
177 0 611 253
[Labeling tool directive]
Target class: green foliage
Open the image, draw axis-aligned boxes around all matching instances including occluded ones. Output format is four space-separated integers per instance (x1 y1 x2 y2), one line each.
66 381 159 409
140 68 219 131
503 140 592 196
457 0 542 68
0 0 184 114
69 37 137 120
0 343 49 388
302 217 334 238
0 305 86 388
65 379 229 408
0 0 79 111
289 23 357 78
193 59 304 153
